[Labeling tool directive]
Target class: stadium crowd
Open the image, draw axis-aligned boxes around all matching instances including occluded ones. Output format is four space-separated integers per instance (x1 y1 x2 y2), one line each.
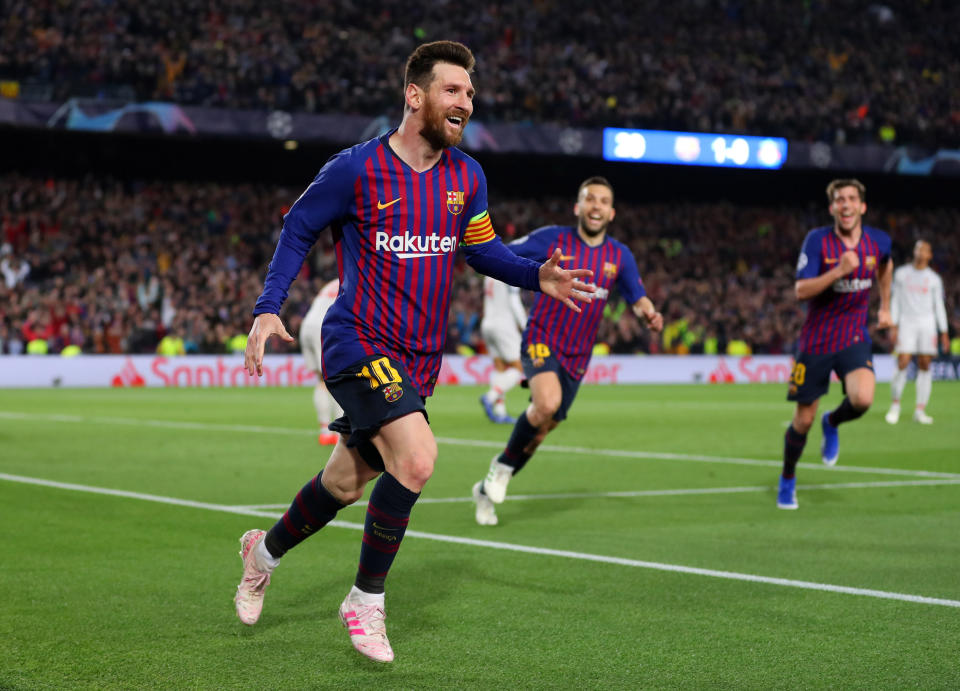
2 173 957 359
2 0 958 145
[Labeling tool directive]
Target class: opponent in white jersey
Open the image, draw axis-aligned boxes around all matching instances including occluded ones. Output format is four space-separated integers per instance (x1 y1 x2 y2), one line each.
301 278 344 443
479 276 526 423
885 240 949 425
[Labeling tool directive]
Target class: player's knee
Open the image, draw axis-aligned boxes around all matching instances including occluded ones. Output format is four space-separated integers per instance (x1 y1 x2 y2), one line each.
530 394 561 421
849 391 873 411
391 441 437 490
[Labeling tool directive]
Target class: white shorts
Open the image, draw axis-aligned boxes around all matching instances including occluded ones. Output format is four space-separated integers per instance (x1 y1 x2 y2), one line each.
300 319 324 372
481 321 522 362
896 322 938 355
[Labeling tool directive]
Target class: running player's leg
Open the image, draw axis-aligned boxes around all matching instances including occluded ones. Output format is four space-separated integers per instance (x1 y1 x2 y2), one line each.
887 352 912 424
914 354 934 423
235 439 377 625
888 323 915 423
337 411 434 663
781 353 829 509
820 343 874 466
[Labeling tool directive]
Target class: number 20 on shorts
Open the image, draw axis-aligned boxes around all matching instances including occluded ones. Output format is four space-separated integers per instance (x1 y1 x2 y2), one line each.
789 362 806 386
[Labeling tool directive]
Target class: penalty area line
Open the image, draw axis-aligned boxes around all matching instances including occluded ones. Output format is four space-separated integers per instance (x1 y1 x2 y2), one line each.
2 471 959 609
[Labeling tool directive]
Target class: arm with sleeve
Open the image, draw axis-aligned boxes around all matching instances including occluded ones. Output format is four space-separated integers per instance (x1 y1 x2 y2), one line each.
254 152 354 315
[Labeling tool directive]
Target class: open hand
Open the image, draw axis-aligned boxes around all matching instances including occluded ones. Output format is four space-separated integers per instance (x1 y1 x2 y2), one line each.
538 248 595 313
244 313 295 376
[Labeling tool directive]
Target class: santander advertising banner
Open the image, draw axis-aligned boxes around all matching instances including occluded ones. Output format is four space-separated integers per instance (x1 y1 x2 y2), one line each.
0 354 905 388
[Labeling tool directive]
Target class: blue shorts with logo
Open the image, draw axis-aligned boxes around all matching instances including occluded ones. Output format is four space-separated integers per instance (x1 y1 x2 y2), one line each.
520 346 582 422
787 340 874 404
327 354 428 472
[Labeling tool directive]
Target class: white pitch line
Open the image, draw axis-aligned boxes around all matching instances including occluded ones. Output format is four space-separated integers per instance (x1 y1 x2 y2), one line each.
2 471 959 609
1 410 958 480
238 478 960 509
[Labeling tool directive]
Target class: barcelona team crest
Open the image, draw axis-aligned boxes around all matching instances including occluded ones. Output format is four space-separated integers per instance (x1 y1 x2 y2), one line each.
383 383 403 403
446 190 464 215
865 255 876 269
603 262 617 279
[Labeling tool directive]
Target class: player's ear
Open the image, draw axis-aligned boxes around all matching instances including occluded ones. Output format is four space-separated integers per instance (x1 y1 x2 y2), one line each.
860 201 867 215
609 207 616 222
573 202 580 218
405 82 422 111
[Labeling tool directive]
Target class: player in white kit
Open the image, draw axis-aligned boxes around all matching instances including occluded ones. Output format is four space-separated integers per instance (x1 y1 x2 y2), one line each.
885 240 949 425
479 276 527 423
301 278 344 443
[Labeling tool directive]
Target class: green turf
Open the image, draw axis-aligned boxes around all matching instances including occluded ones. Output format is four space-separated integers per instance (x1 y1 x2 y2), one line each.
1 382 958 689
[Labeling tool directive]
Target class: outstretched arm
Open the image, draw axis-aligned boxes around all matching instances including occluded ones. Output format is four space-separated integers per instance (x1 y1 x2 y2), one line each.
464 241 594 311
537 248 595 313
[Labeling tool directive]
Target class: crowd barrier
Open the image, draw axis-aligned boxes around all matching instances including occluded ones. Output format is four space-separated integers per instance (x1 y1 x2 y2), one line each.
2 353 955 388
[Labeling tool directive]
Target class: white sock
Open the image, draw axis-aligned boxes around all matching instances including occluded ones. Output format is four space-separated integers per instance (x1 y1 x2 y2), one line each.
890 367 908 404
255 538 280 571
314 384 342 425
915 369 932 409
350 585 385 606
313 383 331 424
498 367 523 394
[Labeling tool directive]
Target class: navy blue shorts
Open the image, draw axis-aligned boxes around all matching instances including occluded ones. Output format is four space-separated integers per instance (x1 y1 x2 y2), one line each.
787 341 874 404
521 344 582 422
327 354 428 472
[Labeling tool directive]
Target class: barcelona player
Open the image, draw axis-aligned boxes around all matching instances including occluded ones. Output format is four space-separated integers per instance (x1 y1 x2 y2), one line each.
471 177 663 526
778 179 892 510
233 41 595 663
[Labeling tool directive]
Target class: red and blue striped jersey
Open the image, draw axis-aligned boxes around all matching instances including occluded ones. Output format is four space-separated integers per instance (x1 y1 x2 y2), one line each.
255 132 542 396
795 225 891 354
510 225 646 380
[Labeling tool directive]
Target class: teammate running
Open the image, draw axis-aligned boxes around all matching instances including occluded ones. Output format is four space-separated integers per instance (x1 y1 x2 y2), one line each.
471 176 663 526
778 179 892 510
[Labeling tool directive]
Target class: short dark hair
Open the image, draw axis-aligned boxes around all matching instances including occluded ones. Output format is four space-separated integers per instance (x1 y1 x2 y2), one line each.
826 178 866 203
404 41 475 92
577 176 614 202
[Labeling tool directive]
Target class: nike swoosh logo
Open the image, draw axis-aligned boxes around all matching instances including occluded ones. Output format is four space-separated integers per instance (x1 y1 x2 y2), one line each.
824 258 838 264
372 522 399 531
559 255 575 260
377 198 402 210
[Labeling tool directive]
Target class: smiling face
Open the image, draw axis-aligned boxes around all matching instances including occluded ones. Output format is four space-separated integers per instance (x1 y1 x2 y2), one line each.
415 62 474 150
574 183 616 239
829 185 867 236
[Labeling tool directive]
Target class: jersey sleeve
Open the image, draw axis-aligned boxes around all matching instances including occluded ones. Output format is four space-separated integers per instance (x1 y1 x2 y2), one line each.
463 236 541 291
615 245 647 304
507 226 557 261
254 152 355 315
795 230 823 280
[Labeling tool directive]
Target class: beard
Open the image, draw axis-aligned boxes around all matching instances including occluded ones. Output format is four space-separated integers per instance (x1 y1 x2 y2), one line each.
419 99 467 150
578 215 609 237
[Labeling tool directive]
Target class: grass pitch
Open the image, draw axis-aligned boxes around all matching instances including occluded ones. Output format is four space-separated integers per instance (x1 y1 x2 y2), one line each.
1 381 958 689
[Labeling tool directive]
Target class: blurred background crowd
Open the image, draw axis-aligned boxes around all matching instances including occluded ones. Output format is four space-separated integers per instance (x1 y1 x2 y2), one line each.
2 173 956 358
2 0 958 146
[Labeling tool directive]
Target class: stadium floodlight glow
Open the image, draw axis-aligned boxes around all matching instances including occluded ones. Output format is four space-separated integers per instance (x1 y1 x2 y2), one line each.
603 128 788 169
